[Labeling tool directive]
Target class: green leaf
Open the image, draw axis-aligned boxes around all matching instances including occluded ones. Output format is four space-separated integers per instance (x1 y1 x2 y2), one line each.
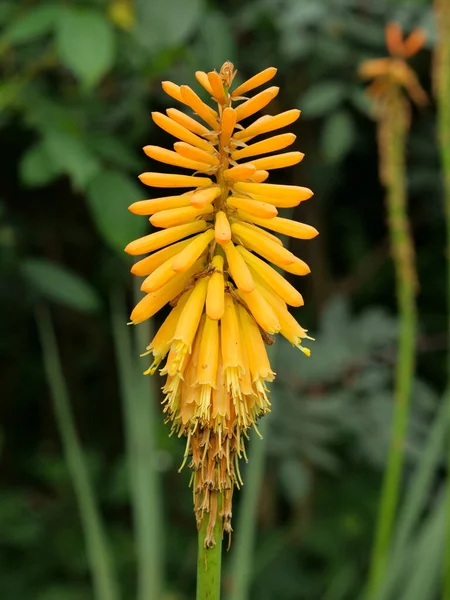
86 170 147 255
320 111 356 163
299 82 347 118
3 4 61 44
22 259 101 313
89 134 141 171
19 141 62 187
134 0 202 52
43 131 100 190
56 7 116 88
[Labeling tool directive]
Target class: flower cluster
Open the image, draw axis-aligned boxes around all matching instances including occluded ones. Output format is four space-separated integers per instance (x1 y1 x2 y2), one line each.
359 22 427 108
125 62 317 545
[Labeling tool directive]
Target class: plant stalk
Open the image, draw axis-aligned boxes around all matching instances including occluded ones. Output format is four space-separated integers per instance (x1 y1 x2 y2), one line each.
197 511 223 600
434 1 450 597
367 92 417 598
36 306 118 600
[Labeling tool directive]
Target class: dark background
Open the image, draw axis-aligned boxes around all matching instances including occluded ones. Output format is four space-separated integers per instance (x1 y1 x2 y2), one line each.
0 0 445 599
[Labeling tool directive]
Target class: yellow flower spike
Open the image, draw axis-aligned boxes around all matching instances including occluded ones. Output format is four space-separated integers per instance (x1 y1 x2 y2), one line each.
252 271 287 311
234 109 301 141
143 145 212 171
221 294 245 396
127 62 317 542
231 222 295 266
222 240 255 293
283 257 311 276
171 276 210 372
247 151 305 171
220 107 236 147
207 71 228 104
211 356 229 420
130 238 193 276
131 260 204 323
206 255 225 320
223 164 257 181
195 71 214 95
144 290 192 374
190 186 221 209
125 220 208 256
152 112 214 153
139 172 212 188
166 108 210 136
214 210 232 245
180 328 203 406
174 142 220 166
238 214 319 239
236 220 282 245
232 66 277 98
238 287 280 334
161 81 183 102
141 257 206 295
180 85 220 130
234 86 279 122
233 181 314 204
236 246 304 307
251 170 269 182
257 282 310 350
236 304 275 383
150 205 213 229
231 133 296 161
227 195 278 219
129 194 193 216
197 316 220 416
171 229 215 273
141 254 179 292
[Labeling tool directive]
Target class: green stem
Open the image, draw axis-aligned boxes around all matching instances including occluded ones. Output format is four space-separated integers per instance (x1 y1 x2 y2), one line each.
36 306 118 600
367 95 417 598
197 513 223 600
435 1 450 597
110 285 164 600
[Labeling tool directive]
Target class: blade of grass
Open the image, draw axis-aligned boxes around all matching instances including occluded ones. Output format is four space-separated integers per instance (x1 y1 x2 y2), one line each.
36 306 118 600
398 490 446 600
370 399 449 600
434 2 450 597
110 285 164 600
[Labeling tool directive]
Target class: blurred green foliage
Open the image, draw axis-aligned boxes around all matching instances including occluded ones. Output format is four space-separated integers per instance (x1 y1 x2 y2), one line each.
0 0 447 599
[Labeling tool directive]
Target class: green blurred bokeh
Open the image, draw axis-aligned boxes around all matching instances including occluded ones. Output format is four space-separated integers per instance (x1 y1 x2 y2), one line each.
0 0 445 599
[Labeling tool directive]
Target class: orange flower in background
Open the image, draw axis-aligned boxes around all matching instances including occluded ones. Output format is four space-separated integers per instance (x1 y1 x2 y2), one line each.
125 62 317 545
359 22 427 107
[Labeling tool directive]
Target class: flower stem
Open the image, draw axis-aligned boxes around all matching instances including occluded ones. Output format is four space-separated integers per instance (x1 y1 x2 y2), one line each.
435 1 450 597
367 93 417 598
196 513 223 600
